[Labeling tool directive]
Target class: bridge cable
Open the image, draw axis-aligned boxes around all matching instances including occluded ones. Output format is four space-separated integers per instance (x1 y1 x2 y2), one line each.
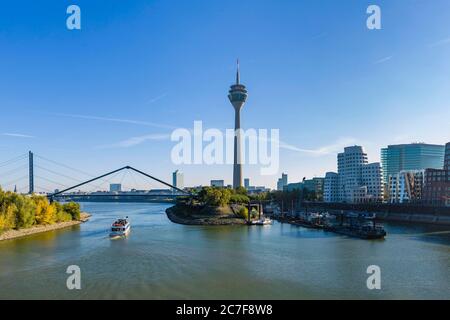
1 174 29 188
0 164 29 178
0 153 28 168
34 154 125 190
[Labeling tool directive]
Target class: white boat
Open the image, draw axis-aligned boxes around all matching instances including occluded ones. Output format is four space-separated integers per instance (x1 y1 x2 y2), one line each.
250 217 273 225
110 217 131 237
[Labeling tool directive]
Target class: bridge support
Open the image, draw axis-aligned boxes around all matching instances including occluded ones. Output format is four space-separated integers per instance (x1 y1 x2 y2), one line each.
28 151 34 194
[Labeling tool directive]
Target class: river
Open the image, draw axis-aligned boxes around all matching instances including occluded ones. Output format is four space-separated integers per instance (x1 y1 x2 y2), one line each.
0 202 449 299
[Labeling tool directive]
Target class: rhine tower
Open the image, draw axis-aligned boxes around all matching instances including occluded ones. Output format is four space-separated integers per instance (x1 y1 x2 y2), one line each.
228 60 248 189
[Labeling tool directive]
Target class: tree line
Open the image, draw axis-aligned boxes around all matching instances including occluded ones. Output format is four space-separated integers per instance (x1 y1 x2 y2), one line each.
0 188 81 233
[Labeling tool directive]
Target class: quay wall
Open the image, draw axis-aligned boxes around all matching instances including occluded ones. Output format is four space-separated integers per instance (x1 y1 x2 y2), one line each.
301 202 450 226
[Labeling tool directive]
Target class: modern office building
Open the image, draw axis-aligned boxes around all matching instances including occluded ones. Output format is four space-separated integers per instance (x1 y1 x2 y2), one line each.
423 142 450 206
172 170 184 191
304 178 324 197
324 146 383 203
284 182 304 192
381 143 445 185
284 177 324 200
446 142 450 172
361 162 384 202
110 184 122 192
324 172 339 203
277 173 288 191
247 186 270 194
338 146 369 202
244 178 250 189
211 180 225 188
388 170 425 204
228 60 248 189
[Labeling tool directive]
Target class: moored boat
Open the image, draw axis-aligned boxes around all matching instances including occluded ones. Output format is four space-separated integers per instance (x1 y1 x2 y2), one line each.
249 217 273 225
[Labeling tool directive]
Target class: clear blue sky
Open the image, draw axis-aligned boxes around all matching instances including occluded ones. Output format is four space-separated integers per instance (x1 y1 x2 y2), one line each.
1 0 450 191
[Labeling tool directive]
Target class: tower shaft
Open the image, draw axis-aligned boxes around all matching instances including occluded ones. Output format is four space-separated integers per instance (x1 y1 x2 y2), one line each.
233 108 242 189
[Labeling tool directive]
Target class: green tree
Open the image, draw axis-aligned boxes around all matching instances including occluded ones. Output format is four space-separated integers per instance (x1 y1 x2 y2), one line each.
230 194 250 204
13 194 36 229
63 202 81 221
236 206 249 220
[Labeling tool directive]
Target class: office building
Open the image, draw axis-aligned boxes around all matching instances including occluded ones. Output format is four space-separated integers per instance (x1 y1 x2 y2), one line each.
284 182 304 192
244 178 250 189
324 172 339 203
277 173 288 191
172 170 184 191
381 143 445 185
110 184 121 192
423 142 450 206
211 180 225 188
324 146 383 203
304 178 324 197
388 170 425 204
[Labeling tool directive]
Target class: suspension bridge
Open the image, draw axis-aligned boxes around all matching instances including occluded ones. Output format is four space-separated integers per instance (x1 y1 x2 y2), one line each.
0 151 191 203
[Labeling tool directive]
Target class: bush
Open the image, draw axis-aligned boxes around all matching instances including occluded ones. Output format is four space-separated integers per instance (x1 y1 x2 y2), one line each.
13 194 36 229
198 187 232 207
236 206 249 220
54 202 72 222
0 203 17 232
35 197 56 225
230 194 250 204
63 202 81 221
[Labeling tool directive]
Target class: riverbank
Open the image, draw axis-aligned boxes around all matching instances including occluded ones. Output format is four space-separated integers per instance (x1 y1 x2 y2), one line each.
302 202 450 226
0 212 91 241
166 205 246 226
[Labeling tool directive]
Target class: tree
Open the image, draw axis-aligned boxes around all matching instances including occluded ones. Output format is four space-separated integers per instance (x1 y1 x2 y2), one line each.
13 194 36 229
198 187 232 207
0 203 17 231
35 198 56 225
236 206 249 220
63 202 81 221
230 194 250 204
235 186 248 196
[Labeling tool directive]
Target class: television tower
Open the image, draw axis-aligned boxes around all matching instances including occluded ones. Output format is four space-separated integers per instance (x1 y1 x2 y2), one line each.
228 60 248 189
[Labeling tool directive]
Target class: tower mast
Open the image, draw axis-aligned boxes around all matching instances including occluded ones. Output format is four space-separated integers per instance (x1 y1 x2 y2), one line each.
228 60 248 189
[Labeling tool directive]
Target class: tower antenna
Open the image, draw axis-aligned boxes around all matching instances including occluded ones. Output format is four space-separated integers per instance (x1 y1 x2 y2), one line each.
236 59 240 84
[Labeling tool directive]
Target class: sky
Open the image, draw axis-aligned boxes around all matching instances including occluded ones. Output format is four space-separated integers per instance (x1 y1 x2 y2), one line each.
1 0 450 192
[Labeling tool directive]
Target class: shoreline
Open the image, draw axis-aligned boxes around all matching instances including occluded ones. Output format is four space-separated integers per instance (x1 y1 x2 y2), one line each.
0 212 91 242
166 206 246 226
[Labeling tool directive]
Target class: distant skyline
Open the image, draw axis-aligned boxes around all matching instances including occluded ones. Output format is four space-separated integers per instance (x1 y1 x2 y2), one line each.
1 0 450 191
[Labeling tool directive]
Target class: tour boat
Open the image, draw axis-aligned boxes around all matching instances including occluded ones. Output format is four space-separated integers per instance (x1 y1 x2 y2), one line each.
109 217 131 237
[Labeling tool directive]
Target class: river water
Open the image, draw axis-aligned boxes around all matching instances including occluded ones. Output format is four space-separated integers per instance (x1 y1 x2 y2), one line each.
0 202 449 299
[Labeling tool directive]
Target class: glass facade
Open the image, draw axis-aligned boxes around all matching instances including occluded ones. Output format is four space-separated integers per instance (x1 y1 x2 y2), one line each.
381 143 445 184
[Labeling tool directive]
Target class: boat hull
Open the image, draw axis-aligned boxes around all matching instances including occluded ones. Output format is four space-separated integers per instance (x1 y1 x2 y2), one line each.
109 225 131 237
